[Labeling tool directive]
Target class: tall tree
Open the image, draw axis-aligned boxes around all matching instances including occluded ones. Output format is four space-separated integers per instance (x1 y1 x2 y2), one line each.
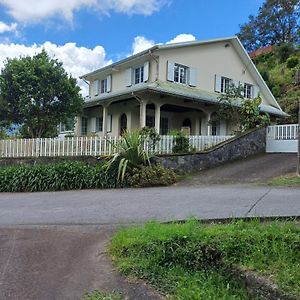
238 0 300 52
0 50 84 138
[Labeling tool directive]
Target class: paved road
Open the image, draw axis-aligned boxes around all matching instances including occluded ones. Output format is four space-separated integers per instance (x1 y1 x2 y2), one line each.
0 184 299 226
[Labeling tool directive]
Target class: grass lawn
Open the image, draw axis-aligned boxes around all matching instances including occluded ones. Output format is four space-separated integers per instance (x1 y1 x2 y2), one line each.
269 175 300 186
82 290 123 300
109 220 300 300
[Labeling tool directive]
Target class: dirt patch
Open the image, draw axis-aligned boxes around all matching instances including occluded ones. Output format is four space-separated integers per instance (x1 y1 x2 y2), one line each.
178 153 297 186
0 226 161 300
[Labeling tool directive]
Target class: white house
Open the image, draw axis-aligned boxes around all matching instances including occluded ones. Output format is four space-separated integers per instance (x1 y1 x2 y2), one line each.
64 36 286 137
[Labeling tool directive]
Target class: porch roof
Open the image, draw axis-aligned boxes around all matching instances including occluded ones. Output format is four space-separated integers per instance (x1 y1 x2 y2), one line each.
84 80 287 117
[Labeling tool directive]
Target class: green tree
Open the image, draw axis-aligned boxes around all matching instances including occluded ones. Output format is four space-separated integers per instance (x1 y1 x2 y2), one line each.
0 50 84 138
238 0 300 52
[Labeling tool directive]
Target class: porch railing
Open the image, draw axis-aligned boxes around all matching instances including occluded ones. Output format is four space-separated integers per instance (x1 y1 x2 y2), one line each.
267 124 298 140
0 135 233 158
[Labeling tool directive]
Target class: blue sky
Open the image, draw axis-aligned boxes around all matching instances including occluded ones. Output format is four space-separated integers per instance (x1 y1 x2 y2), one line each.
0 0 264 93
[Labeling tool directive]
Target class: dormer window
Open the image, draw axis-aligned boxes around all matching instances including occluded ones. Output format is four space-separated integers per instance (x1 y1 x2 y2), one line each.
134 66 144 84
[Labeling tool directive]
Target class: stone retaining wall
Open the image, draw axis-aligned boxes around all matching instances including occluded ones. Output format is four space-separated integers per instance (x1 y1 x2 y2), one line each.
154 127 266 173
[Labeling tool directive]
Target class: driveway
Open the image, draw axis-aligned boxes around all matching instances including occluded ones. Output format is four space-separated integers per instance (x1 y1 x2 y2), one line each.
0 153 299 299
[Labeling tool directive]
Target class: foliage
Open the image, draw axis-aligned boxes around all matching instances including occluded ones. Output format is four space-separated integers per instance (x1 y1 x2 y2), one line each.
275 43 296 63
139 126 161 150
238 0 300 52
0 50 84 138
110 220 300 299
171 130 190 154
286 56 299 68
103 130 153 181
217 85 270 132
0 162 122 192
253 46 300 123
126 165 177 188
82 290 123 300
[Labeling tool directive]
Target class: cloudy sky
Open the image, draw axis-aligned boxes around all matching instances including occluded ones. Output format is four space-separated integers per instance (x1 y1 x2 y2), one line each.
0 0 264 94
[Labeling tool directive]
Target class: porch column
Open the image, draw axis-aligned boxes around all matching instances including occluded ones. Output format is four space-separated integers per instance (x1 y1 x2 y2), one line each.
139 100 147 129
207 113 212 136
74 116 81 136
155 103 161 134
194 117 200 136
102 104 108 137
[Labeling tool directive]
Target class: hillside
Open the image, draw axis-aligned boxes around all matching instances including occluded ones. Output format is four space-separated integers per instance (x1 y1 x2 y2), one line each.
252 44 300 123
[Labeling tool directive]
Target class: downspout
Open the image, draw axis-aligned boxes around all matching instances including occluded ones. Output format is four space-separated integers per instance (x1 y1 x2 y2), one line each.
148 50 159 82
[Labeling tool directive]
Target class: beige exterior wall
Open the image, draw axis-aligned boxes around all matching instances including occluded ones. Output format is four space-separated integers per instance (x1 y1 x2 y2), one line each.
157 41 269 105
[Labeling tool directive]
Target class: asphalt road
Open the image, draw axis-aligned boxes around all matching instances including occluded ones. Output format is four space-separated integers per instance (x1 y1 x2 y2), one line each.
0 184 299 226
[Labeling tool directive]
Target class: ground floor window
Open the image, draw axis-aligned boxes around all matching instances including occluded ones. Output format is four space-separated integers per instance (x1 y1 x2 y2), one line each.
96 117 103 132
211 121 220 136
59 118 74 132
146 115 155 128
120 113 127 135
160 117 169 135
81 117 88 135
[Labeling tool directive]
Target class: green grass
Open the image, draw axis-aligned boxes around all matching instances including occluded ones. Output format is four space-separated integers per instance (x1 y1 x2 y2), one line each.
82 289 123 300
269 175 300 186
109 220 300 300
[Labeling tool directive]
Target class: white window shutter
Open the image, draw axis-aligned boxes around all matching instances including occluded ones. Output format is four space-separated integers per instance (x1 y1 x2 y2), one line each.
188 68 197 87
143 61 149 82
125 68 132 87
214 75 222 92
167 61 175 81
107 75 112 92
93 80 99 96
253 85 259 98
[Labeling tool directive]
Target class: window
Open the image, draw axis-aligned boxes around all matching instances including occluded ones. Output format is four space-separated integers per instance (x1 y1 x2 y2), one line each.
160 117 169 135
243 83 253 99
81 117 88 135
100 78 108 94
146 115 155 128
59 118 74 132
134 66 144 84
221 77 232 93
174 64 188 84
96 117 103 132
120 113 127 135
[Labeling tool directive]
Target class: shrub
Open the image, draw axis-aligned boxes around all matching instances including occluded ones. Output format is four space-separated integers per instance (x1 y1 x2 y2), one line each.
127 165 177 188
172 130 190 154
286 56 299 69
0 162 121 192
275 43 294 63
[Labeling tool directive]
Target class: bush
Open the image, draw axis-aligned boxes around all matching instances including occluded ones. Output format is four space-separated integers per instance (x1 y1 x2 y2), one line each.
0 162 121 192
172 130 190 154
286 56 299 69
127 165 177 188
275 43 295 63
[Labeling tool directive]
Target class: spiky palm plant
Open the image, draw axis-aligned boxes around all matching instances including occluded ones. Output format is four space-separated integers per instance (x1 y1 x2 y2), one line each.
103 130 152 181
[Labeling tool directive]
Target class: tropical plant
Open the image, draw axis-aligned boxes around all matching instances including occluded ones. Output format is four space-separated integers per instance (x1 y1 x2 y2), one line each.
103 130 152 181
172 130 190 153
139 126 161 151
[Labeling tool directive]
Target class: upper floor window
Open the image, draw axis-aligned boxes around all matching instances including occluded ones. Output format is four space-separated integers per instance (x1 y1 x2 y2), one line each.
174 64 188 84
220 76 232 93
134 66 144 84
167 61 197 87
100 78 108 94
244 83 253 99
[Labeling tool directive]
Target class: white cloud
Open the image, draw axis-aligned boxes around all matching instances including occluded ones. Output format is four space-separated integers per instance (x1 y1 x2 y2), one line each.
0 21 17 34
132 36 155 54
0 42 111 95
167 33 196 44
0 0 168 23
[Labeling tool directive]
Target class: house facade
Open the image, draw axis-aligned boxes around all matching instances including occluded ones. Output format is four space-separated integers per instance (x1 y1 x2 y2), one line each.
64 36 286 137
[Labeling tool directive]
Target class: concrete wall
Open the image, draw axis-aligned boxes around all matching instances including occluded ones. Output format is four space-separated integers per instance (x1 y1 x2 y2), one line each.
154 127 266 173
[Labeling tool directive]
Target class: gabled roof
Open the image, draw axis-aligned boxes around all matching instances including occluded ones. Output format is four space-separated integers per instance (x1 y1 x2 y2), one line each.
81 36 284 114
84 80 287 117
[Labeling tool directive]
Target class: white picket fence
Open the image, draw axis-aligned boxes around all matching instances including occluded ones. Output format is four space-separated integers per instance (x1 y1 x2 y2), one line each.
266 124 298 153
0 135 233 158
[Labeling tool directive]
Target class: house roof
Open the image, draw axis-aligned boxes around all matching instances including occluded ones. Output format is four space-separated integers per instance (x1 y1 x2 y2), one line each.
84 80 287 117
81 36 285 115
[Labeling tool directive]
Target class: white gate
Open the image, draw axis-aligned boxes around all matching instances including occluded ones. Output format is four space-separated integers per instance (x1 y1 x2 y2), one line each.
266 124 298 153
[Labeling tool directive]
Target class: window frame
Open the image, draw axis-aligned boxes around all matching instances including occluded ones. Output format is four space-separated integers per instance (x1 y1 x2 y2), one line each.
243 83 253 99
81 117 88 136
174 63 188 84
96 117 103 132
100 78 108 94
220 76 232 93
160 117 169 135
134 65 144 85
